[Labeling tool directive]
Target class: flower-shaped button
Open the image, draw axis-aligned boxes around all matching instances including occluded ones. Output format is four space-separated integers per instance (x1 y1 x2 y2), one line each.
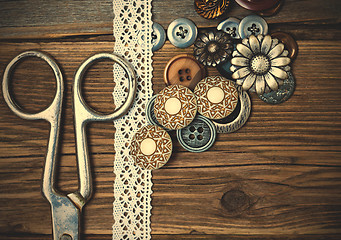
152 22 166 52
194 76 239 120
194 0 230 19
230 34 291 95
235 0 280 11
167 18 198 48
238 15 268 39
217 17 241 39
131 125 173 170
154 85 197 130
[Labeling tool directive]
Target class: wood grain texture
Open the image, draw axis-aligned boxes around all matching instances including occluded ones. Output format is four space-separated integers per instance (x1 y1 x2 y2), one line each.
0 0 341 239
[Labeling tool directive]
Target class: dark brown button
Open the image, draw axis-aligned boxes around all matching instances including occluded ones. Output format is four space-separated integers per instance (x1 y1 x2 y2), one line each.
194 0 230 19
271 32 298 60
257 0 283 16
234 0 280 11
164 54 206 90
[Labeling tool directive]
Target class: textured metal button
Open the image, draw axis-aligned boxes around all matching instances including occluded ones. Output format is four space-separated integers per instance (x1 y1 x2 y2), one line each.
152 22 166 52
194 0 230 19
164 54 206 90
146 95 164 128
235 0 280 11
167 18 198 48
194 76 239 120
131 125 172 170
217 17 241 39
238 15 268 39
213 86 251 133
271 32 298 60
177 115 216 152
258 71 295 104
154 85 197 130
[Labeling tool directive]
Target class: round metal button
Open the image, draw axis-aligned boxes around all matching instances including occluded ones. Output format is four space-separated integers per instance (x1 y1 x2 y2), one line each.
213 86 251 133
194 76 239 120
131 125 173 170
154 85 197 130
217 17 241 39
194 0 230 19
258 71 295 104
152 22 166 52
167 18 198 48
235 0 280 11
164 54 206 90
238 15 268 39
177 115 216 152
271 32 298 60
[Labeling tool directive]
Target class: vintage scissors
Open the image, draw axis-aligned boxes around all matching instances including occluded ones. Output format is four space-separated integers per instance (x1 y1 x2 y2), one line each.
2 51 136 240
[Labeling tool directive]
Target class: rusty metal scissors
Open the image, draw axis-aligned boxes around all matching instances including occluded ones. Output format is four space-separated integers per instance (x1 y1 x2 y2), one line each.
2 51 136 240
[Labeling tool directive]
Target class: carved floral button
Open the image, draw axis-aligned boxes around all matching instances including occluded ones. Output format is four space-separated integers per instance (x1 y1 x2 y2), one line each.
131 125 173 170
164 54 206 90
154 85 197 130
194 0 230 19
167 18 198 48
194 76 239 120
217 17 241 39
152 22 166 52
234 0 280 11
271 32 298 60
238 15 268 39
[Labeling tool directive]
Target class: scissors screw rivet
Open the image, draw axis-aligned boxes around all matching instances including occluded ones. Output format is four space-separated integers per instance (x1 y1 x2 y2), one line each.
60 234 72 240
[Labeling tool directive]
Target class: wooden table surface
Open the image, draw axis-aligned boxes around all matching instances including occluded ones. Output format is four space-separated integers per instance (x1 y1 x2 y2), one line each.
1 0 341 239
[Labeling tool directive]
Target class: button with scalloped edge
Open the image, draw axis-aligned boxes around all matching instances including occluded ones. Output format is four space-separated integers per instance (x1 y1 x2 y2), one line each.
152 22 166 52
235 0 280 12
131 125 173 170
238 15 268 39
217 17 241 39
154 85 197 130
167 18 198 48
194 76 239 120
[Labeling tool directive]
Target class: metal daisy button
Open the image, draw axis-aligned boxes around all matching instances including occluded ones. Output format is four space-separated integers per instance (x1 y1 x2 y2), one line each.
130 125 173 170
152 22 166 52
217 17 241 39
177 115 216 153
238 15 268 39
194 76 239 120
154 85 197 130
167 18 198 48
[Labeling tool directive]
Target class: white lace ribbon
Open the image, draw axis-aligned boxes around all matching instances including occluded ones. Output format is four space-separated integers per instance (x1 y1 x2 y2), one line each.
113 0 153 239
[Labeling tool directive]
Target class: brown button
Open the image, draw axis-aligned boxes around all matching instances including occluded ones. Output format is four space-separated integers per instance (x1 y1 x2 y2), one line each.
271 32 298 60
194 0 230 19
257 0 283 16
164 54 206 90
234 0 280 11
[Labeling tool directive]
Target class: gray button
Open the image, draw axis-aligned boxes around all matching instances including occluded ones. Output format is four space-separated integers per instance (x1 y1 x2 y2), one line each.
152 22 166 52
217 17 241 39
167 18 198 48
238 15 268 39
177 115 216 152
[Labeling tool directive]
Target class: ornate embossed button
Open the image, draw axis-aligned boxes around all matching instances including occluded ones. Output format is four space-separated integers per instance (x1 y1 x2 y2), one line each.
154 85 197 130
131 125 173 170
213 86 251 133
194 76 239 120
217 17 241 39
164 54 206 90
238 15 268 39
235 0 280 11
177 115 216 152
271 32 298 60
194 0 230 19
146 95 164 128
167 18 198 48
152 22 166 52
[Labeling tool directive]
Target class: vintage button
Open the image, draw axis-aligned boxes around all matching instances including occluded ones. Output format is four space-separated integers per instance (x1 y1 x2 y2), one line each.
257 0 283 16
217 60 233 79
271 32 298 60
194 76 239 120
164 54 206 90
213 86 251 133
234 0 280 11
194 0 230 19
154 85 197 130
152 22 166 52
217 17 241 39
146 95 165 128
238 15 268 39
258 71 295 104
130 125 173 170
167 18 198 48
177 115 216 152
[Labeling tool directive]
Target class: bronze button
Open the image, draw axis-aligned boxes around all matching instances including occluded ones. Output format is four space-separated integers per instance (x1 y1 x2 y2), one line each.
194 0 230 19
164 54 206 90
271 32 298 60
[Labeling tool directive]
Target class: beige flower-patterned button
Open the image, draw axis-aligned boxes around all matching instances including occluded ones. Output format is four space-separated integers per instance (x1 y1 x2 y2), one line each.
130 125 172 170
194 76 239 120
154 85 197 130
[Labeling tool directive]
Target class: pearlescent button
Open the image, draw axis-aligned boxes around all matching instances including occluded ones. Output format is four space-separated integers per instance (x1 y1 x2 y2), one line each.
235 0 280 11
238 15 268 39
217 17 241 39
213 86 251 133
152 22 166 52
167 18 198 48
177 115 216 152
131 125 173 170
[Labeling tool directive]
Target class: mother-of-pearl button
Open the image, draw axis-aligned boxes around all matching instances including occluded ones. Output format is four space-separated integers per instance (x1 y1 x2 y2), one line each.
165 97 182 115
140 138 157 156
207 87 225 104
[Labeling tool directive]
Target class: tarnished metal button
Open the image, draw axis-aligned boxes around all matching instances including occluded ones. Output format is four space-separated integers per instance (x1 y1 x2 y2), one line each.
271 32 298 60
177 115 216 152
258 71 295 104
194 0 230 19
238 15 268 39
164 54 206 90
235 0 280 11
213 86 251 133
217 17 241 39
194 76 239 120
167 18 198 48
131 125 173 170
154 85 197 130
152 22 166 52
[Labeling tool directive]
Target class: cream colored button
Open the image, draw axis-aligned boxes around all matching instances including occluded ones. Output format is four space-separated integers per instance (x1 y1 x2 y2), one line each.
165 97 182 115
140 138 157 156
207 87 225 104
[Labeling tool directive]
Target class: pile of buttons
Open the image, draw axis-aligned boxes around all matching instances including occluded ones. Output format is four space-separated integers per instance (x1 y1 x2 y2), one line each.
131 0 298 170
